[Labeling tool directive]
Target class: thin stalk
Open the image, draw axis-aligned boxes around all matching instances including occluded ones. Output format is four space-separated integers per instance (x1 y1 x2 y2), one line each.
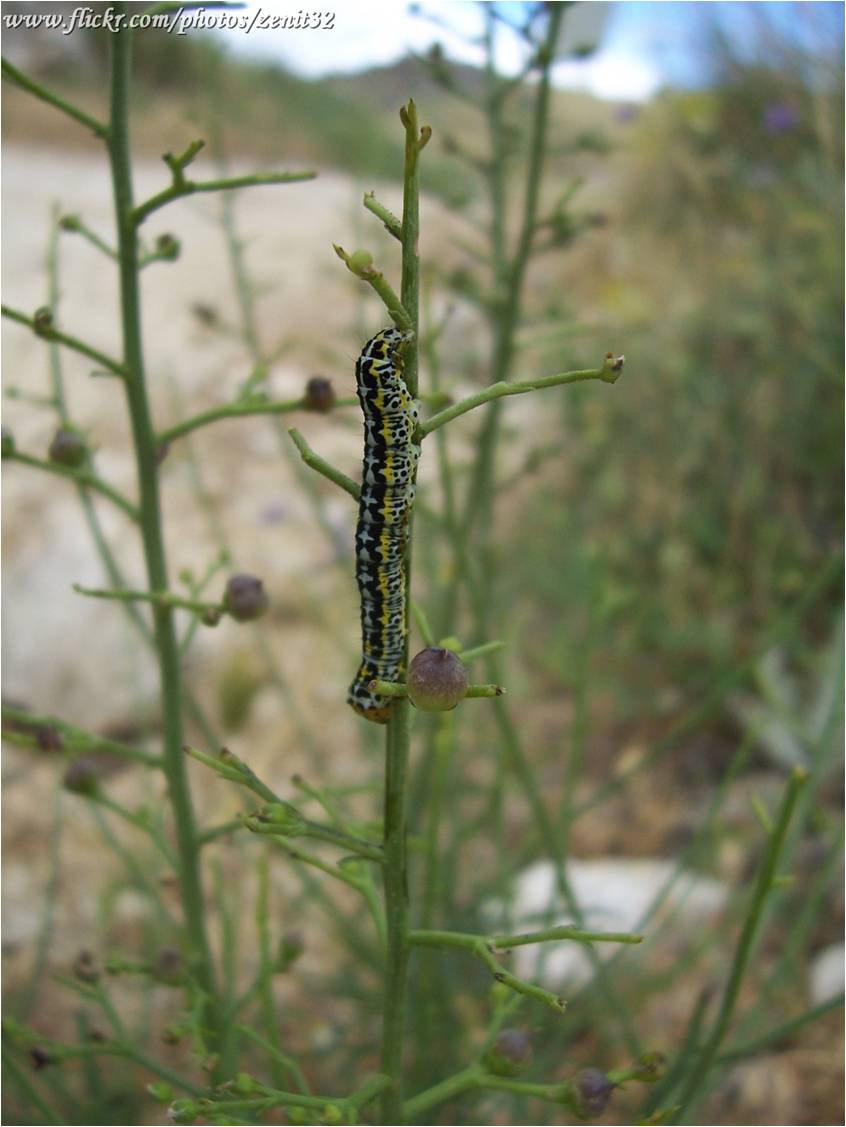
672 767 808 1122
106 13 218 1042
379 98 424 1126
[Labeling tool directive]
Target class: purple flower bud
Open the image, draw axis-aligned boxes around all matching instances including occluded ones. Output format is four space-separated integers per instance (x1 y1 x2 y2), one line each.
569 1068 614 1118
223 574 268 622
483 1028 533 1076
36 726 63 752
48 427 87 468
407 647 469 712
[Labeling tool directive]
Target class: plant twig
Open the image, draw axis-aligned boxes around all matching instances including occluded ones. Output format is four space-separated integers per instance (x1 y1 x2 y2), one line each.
288 427 360 499
1 57 109 139
3 450 139 520
418 355 623 438
159 393 356 445
2 304 126 376
133 169 316 226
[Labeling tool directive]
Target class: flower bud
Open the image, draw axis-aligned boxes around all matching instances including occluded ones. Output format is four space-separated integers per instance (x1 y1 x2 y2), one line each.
63 757 99 796
630 1051 667 1082
36 726 63 752
147 1082 173 1104
59 214 81 232
33 306 54 334
155 233 180 260
304 376 336 413
407 647 468 712
202 607 222 627
223 574 268 622
30 1047 53 1070
153 947 184 986
347 249 374 275
567 1068 614 1119
73 949 100 984
483 1029 532 1076
48 426 87 468
276 932 304 972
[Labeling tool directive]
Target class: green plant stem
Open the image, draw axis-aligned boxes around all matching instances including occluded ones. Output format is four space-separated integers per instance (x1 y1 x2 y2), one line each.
1 57 109 138
288 427 361 499
2 1046 67 1126
672 767 808 1122
133 169 316 226
1 705 161 767
106 12 219 1048
403 1065 482 1120
1 304 126 375
159 393 356 445
364 191 403 239
378 100 426 1126
418 362 620 438
716 992 844 1064
4 450 139 519
409 929 565 1014
72 582 223 617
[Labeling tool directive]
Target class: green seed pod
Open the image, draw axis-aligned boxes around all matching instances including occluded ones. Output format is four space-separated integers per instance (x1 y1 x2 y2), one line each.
483 1028 533 1076
347 249 374 275
304 376 336 413
407 647 468 712
48 426 88 468
223 574 268 622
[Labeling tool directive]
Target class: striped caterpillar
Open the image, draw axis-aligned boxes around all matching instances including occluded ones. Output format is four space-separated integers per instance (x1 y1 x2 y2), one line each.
348 327 419 723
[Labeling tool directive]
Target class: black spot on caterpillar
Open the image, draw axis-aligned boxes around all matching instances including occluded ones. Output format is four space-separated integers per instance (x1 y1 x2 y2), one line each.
348 327 419 723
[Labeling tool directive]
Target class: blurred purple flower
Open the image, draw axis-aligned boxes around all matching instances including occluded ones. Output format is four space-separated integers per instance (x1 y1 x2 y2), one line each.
615 103 640 124
763 103 800 134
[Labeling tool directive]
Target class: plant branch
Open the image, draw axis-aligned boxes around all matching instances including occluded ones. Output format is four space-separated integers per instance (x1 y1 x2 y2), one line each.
288 427 360 499
419 355 623 438
133 168 316 226
3 450 139 520
159 393 356 445
72 582 223 617
1 58 109 139
2 304 126 376
1 705 161 768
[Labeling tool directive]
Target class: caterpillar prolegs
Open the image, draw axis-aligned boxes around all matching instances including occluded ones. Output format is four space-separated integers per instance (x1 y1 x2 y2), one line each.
348 327 419 723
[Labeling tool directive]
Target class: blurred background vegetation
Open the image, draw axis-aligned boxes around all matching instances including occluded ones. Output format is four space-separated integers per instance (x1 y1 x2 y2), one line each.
2 2 842 1124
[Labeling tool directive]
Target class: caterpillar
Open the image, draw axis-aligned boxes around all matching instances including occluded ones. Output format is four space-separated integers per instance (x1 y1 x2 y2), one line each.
348 327 418 723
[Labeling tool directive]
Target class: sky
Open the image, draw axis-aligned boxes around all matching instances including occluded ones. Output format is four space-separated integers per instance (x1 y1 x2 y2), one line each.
205 1 844 102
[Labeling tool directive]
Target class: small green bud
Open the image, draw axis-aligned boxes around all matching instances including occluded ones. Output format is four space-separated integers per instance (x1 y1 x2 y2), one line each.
483 1029 532 1076
407 647 469 712
1 427 15 458
304 376 336 413
202 607 223 627
147 1082 173 1103
600 352 625 383
233 1072 258 1095
59 214 81 231
48 426 88 467
630 1051 667 1082
223 574 269 622
167 1099 200 1124
276 932 305 971
155 233 180 260
63 757 99 796
161 1023 184 1045
321 1105 343 1124
347 249 374 275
